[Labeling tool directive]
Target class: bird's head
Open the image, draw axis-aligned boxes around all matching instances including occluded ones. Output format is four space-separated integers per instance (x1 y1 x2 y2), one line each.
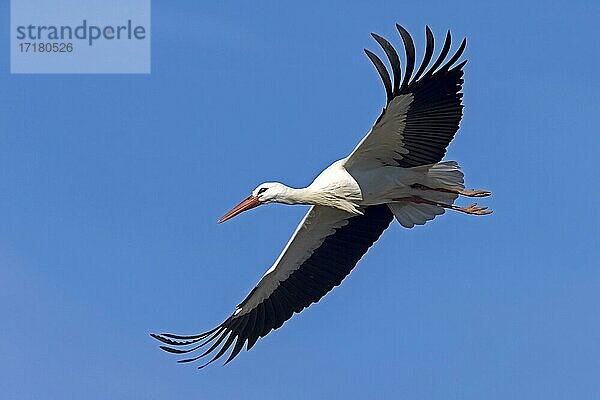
218 182 289 223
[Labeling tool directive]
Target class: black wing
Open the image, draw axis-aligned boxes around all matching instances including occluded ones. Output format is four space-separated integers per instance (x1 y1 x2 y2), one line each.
346 24 467 169
151 205 393 368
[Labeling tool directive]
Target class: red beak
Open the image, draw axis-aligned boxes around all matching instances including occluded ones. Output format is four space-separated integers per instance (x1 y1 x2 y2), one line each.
218 195 262 223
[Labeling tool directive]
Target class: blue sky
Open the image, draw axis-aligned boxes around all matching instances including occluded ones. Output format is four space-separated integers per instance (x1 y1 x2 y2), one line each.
1 1 599 399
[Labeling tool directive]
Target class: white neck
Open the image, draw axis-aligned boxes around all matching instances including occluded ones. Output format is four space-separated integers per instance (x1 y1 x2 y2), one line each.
277 186 362 215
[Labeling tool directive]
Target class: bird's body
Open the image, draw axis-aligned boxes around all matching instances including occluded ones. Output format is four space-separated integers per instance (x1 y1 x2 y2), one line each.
257 158 461 213
152 24 492 368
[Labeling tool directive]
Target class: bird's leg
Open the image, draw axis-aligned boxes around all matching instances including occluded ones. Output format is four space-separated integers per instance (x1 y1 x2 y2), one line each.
395 195 493 215
411 183 491 198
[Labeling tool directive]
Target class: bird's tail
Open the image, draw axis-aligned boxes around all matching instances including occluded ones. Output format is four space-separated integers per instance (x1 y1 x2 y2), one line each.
388 161 464 228
425 160 465 191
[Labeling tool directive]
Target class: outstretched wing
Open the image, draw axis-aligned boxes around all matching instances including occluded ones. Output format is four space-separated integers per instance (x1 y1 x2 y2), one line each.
345 25 467 170
151 205 394 368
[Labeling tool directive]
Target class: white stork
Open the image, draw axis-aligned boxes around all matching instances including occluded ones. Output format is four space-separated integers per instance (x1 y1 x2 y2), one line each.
152 24 492 368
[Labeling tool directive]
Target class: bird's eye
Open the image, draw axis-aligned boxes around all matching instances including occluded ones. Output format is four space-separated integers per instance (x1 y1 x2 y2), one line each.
257 187 268 195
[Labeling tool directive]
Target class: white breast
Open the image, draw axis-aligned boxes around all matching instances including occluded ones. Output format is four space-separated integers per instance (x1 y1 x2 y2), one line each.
307 160 363 211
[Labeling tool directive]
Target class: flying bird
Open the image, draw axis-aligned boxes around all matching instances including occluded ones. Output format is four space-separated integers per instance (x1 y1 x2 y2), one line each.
152 24 492 368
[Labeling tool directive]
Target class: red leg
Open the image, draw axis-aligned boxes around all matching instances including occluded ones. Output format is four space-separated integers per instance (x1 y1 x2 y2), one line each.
412 184 491 198
395 195 492 216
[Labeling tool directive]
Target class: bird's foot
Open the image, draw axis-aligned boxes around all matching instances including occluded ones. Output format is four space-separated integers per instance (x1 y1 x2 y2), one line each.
454 203 493 215
458 189 492 198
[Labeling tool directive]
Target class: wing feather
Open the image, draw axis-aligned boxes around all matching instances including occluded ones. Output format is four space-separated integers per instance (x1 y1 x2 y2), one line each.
396 24 416 91
371 33 401 95
364 49 393 103
413 26 435 82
